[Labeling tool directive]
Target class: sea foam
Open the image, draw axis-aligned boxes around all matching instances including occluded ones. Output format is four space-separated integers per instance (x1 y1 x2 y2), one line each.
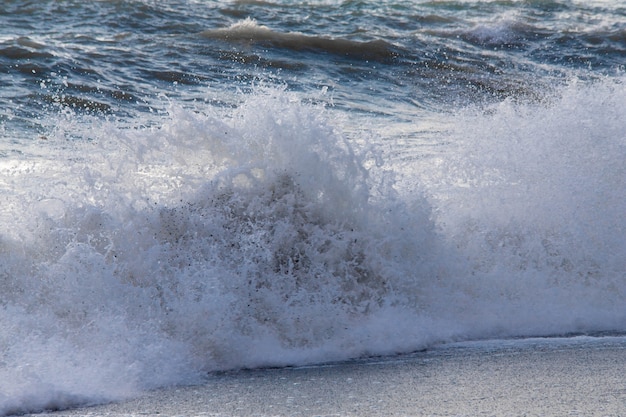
0 87 436 415
0 80 624 415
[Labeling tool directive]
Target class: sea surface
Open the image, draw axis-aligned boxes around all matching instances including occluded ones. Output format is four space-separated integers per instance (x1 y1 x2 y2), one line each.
1 0 625 415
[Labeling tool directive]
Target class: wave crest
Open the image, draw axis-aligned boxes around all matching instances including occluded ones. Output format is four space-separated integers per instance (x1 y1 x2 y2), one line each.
201 18 398 61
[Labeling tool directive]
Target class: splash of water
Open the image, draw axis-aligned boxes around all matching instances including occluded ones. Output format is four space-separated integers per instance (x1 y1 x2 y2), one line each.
0 79 624 415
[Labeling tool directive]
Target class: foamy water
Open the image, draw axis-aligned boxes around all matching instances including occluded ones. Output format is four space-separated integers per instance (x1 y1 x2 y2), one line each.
1 0 625 414
1 80 624 415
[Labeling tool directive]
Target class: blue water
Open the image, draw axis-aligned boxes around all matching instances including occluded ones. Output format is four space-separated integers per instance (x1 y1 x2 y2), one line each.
1 1 625 415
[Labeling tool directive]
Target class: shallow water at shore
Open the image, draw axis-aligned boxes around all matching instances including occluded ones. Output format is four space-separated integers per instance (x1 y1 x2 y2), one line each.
23 335 626 417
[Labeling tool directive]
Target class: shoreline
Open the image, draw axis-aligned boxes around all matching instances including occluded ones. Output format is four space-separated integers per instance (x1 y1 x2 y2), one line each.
27 335 626 417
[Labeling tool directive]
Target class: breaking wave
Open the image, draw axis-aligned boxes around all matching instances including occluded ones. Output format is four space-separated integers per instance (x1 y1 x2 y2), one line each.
1 80 625 415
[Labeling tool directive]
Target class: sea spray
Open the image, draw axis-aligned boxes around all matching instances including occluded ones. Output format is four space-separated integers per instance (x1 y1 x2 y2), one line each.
421 77 625 335
1 79 625 415
0 88 440 415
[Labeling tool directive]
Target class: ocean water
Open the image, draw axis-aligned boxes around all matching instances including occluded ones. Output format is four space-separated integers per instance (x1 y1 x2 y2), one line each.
0 0 624 414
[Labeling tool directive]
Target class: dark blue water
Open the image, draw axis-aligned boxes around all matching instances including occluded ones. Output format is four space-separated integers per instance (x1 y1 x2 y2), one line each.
1 1 624 415
2 0 623 134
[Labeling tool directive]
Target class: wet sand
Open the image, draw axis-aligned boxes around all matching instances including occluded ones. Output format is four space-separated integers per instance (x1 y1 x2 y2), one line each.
29 336 626 417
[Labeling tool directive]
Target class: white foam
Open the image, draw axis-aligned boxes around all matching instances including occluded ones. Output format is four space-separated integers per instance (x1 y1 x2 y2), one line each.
0 80 624 415
418 76 626 335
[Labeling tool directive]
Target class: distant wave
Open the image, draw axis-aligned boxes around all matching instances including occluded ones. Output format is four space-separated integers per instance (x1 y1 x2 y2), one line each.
200 18 398 61
0 36 53 59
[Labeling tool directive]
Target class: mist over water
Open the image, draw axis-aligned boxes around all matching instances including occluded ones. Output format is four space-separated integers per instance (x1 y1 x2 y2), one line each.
1 0 625 414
